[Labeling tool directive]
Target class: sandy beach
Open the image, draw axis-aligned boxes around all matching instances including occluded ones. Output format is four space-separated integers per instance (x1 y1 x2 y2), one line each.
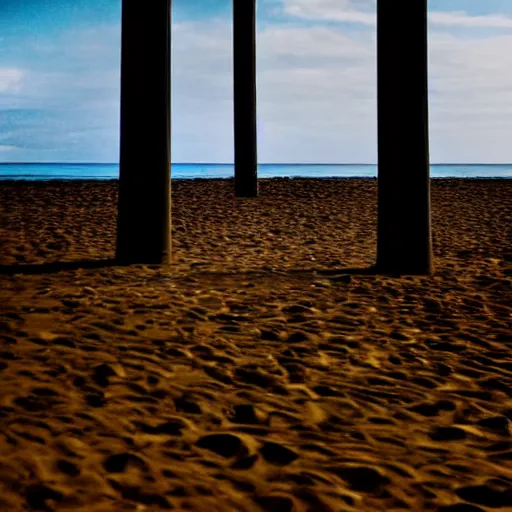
0 177 511 512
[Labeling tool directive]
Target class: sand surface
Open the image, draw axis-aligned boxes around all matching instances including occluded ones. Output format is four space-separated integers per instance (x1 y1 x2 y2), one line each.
0 178 511 512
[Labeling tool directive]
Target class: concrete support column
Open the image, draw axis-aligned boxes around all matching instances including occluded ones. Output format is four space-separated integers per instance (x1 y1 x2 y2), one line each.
233 0 258 197
116 0 172 264
376 0 433 275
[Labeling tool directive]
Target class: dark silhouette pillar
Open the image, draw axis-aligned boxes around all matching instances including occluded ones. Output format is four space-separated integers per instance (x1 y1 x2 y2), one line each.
116 0 172 264
233 0 258 197
376 0 433 275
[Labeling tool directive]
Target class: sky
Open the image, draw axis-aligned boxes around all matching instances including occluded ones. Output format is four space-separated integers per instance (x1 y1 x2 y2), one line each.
0 0 511 164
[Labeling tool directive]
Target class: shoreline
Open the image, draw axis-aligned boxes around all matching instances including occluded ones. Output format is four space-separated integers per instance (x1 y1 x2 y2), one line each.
1 176 512 183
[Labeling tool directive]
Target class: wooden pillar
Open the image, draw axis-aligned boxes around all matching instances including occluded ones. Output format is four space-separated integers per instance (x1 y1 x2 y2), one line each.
116 0 172 264
233 0 258 197
376 0 433 275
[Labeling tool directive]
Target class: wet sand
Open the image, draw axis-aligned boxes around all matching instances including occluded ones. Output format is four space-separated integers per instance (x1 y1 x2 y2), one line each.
0 178 511 512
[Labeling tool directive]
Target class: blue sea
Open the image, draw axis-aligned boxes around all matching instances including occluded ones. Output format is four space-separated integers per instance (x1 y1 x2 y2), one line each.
0 163 511 180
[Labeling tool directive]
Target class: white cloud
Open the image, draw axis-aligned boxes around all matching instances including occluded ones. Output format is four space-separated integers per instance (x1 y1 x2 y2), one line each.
0 68 24 93
2 6 512 163
430 11 512 28
283 0 375 25
0 145 17 152
170 15 512 162
282 0 512 28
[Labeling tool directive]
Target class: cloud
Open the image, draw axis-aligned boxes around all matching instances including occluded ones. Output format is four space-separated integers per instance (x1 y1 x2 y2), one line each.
1 3 512 163
0 68 24 93
282 0 512 28
170 16 512 162
282 0 375 25
0 25 121 161
430 11 512 28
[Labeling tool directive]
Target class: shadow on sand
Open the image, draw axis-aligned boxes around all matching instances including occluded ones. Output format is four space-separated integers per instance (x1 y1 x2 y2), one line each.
0 260 378 278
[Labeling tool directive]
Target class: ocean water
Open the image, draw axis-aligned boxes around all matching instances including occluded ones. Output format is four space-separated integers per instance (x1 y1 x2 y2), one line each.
0 163 511 180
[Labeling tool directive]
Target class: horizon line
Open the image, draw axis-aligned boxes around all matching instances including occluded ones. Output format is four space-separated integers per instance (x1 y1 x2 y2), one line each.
1 162 511 166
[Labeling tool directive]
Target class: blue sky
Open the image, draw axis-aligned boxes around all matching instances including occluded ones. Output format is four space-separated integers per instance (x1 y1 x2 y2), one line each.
0 0 511 163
